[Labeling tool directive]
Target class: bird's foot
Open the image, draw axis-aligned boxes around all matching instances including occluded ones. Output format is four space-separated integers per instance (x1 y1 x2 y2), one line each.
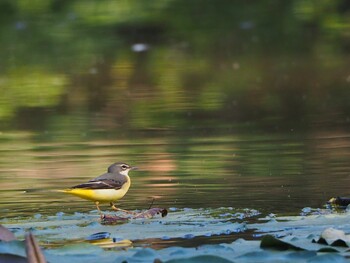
110 205 138 215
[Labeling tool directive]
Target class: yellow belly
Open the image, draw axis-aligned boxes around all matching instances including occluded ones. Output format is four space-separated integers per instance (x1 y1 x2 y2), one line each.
62 178 131 203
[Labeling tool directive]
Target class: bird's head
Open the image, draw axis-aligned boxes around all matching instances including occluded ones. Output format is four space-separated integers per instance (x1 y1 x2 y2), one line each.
108 162 137 175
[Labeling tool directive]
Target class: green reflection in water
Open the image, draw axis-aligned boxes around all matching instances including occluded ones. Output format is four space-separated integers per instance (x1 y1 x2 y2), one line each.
0 1 349 131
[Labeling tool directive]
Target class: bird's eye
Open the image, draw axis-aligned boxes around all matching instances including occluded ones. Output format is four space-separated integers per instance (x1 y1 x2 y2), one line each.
121 164 128 170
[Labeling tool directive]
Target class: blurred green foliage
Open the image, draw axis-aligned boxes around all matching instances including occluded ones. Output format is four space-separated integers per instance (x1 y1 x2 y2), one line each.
0 0 349 133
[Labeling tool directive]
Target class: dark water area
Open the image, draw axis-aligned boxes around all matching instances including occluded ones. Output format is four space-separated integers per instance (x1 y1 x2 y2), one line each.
1 1 350 252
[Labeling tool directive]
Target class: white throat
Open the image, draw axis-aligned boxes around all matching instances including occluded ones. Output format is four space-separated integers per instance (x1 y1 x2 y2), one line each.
120 170 130 176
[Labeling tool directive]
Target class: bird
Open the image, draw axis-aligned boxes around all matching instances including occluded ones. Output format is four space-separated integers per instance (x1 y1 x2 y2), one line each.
59 162 137 214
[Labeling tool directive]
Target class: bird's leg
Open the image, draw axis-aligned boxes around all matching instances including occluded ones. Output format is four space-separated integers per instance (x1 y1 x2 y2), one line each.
110 202 137 215
95 201 104 216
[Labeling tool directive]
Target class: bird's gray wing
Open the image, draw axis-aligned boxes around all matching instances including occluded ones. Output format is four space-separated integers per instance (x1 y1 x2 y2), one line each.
71 179 125 190
90 172 119 181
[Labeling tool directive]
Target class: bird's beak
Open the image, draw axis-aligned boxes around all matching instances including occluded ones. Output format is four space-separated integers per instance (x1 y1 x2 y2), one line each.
130 166 138 171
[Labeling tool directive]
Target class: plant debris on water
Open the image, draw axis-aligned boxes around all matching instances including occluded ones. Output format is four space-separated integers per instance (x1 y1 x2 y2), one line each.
1 207 350 262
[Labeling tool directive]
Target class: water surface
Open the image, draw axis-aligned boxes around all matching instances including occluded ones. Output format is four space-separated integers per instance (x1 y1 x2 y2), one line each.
1 128 349 219
1 0 350 251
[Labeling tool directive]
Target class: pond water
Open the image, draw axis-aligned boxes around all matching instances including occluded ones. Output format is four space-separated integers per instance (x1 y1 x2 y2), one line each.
1 1 350 258
1 128 350 219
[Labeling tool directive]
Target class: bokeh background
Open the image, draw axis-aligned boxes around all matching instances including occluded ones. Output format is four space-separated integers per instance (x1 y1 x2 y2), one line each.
1 0 350 216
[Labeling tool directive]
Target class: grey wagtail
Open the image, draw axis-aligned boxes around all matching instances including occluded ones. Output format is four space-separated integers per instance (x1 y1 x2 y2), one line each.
60 162 137 214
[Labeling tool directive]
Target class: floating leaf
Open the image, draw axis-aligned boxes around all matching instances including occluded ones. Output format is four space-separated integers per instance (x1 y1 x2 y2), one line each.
3 208 349 262
86 232 111 241
89 238 132 249
0 240 27 259
2 208 245 242
260 235 304 251
84 232 132 249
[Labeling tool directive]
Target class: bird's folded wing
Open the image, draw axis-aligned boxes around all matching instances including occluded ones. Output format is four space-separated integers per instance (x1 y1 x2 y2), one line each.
71 179 123 190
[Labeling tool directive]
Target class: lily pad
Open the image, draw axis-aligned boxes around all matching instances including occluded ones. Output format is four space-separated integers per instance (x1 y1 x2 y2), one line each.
250 212 350 241
2 207 350 262
1 208 247 246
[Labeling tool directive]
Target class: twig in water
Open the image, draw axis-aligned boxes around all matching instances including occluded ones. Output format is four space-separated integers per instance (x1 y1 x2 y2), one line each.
148 198 155 210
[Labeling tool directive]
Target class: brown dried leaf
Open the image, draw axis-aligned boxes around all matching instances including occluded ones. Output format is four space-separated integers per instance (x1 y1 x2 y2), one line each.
101 208 168 225
0 224 16 242
100 214 130 225
134 208 168 219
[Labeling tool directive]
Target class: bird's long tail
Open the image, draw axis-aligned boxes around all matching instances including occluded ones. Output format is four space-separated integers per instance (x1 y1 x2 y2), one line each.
24 188 102 202
23 189 69 194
